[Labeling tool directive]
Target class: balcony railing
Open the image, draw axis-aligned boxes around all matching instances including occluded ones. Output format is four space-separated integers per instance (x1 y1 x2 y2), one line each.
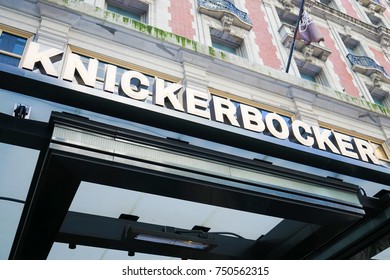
347 53 390 83
197 0 253 30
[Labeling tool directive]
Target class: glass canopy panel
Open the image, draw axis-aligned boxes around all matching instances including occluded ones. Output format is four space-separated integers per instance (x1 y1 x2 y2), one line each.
0 201 24 259
69 181 283 240
49 181 283 259
48 243 178 260
0 143 39 201
372 247 390 260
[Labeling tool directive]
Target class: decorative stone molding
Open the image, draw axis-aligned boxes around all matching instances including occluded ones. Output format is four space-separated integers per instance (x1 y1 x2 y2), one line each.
358 0 386 14
344 26 352 37
370 72 382 87
380 34 390 52
197 0 253 31
221 13 234 32
303 45 314 62
278 0 294 11
279 22 295 48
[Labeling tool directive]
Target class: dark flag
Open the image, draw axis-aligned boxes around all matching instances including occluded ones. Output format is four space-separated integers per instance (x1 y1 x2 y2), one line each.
296 11 324 45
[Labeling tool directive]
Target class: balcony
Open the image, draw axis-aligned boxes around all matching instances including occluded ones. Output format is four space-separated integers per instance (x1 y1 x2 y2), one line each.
358 0 386 14
279 23 332 62
197 0 253 31
347 53 390 83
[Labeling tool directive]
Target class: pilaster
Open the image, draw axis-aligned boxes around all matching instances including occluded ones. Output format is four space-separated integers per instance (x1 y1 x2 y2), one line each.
36 3 80 49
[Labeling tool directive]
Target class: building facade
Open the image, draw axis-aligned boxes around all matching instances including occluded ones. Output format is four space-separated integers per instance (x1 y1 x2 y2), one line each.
1 0 390 259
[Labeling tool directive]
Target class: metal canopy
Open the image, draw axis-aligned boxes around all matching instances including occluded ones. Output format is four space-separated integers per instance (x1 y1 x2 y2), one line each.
7 112 384 260
1 67 389 259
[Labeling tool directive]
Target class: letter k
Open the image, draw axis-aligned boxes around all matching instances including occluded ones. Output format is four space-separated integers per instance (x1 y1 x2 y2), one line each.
21 42 63 77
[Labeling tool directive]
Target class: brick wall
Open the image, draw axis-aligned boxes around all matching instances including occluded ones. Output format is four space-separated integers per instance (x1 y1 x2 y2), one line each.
168 0 196 40
320 25 361 97
245 1 282 69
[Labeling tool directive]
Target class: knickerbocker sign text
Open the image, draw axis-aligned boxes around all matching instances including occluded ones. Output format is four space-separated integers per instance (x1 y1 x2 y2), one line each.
21 42 380 165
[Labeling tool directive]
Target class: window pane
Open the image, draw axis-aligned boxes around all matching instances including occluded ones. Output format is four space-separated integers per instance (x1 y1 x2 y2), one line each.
0 32 27 55
346 46 356 54
107 5 141 21
212 41 236 54
12 37 27 55
373 96 384 107
0 53 20 66
300 72 316 82
0 201 24 260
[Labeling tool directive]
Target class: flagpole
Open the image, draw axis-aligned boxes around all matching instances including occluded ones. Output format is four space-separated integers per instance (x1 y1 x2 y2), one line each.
285 0 305 73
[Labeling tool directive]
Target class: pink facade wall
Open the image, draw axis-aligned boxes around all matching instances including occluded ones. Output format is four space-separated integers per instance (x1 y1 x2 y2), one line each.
168 0 196 40
320 26 361 98
245 1 282 69
382 1 390 24
342 1 362 21
370 46 390 75
384 9 390 24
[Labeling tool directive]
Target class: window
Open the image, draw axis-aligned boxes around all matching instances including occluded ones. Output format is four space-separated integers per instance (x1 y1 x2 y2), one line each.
372 95 385 106
210 28 246 57
317 0 339 9
0 31 27 67
300 71 316 83
106 0 149 23
297 61 329 86
276 7 297 27
366 12 384 26
342 35 365 56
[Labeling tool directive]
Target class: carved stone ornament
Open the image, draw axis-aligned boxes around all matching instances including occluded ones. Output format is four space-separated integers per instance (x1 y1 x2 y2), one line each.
370 72 382 88
320 51 331 62
221 14 234 32
303 45 314 62
380 35 390 51
278 0 293 11
369 4 376 14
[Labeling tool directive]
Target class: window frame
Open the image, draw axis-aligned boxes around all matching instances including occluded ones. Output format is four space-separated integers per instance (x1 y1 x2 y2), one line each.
209 27 247 58
318 0 340 10
296 59 330 87
105 0 150 23
365 11 384 27
0 27 31 67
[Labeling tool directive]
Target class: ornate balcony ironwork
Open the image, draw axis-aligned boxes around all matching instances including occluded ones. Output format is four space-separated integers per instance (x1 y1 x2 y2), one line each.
197 0 253 30
347 53 390 83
